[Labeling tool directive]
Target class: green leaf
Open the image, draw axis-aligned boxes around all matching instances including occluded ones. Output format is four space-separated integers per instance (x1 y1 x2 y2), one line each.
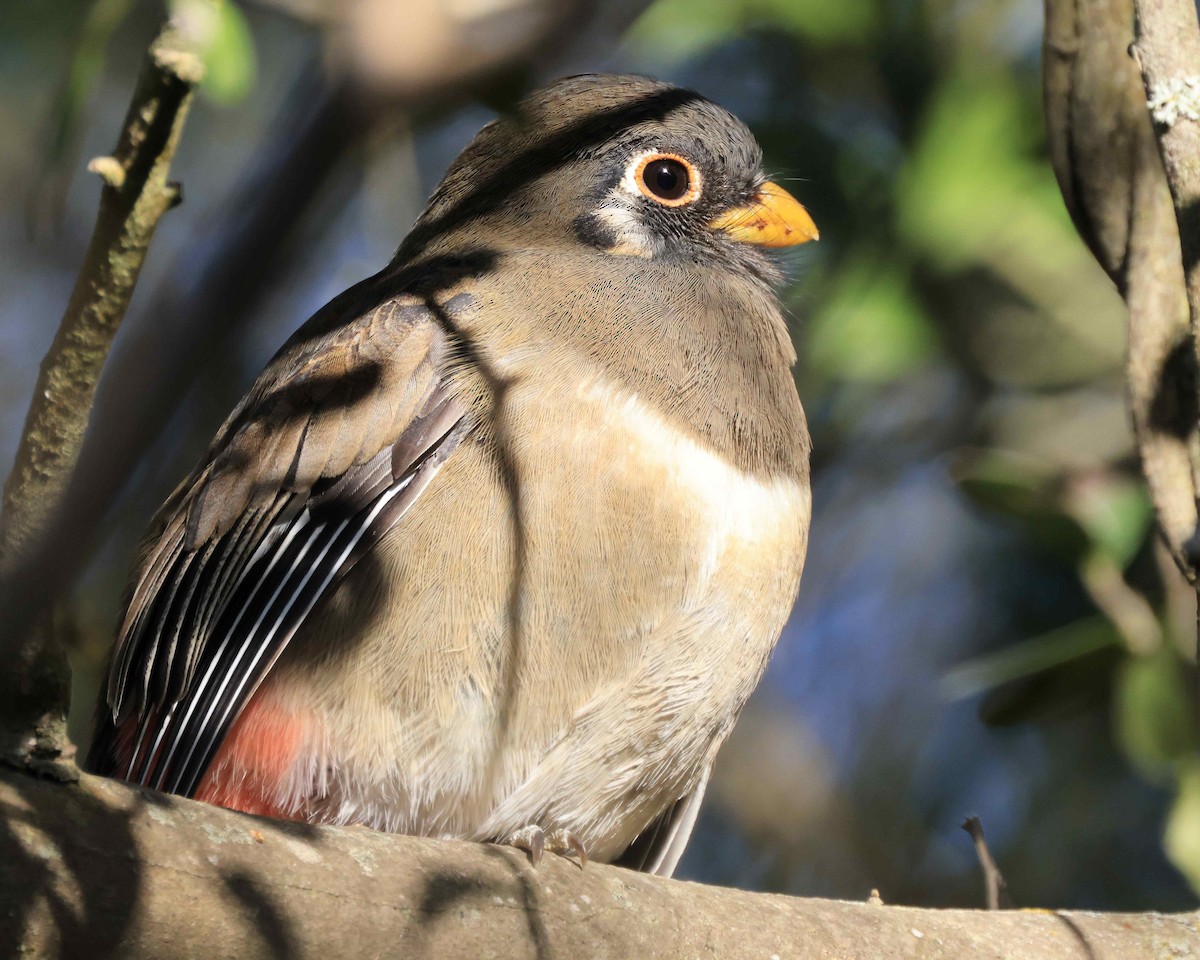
940 615 1119 701
897 71 1069 273
756 0 878 43
1115 650 1196 781
1069 478 1152 570
201 1 255 105
1165 760 1200 894
897 70 1126 388
171 0 256 105
626 0 745 63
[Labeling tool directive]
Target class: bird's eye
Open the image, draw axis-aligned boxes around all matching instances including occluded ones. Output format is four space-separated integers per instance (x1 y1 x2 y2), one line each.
633 153 700 207
644 160 688 199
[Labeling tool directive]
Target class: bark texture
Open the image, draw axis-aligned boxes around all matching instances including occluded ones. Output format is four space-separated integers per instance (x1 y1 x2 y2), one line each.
1043 0 1200 583
0 19 203 777
0 25 201 567
2 769 1197 960
1134 0 1200 396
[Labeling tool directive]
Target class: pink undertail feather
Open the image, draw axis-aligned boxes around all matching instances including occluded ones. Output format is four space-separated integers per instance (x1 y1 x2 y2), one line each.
110 684 316 821
93 676 314 820
194 685 314 820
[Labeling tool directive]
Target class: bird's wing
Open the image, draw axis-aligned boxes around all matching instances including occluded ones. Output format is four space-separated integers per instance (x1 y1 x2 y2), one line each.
615 764 711 877
88 274 470 798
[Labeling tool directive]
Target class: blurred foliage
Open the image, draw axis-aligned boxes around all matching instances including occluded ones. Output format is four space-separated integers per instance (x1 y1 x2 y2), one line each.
805 252 937 383
631 0 1195 907
169 0 257 103
45 0 138 176
2 0 1197 912
1117 650 1196 781
1168 760 1200 890
940 616 1118 702
955 452 1094 563
631 0 880 56
28 0 137 233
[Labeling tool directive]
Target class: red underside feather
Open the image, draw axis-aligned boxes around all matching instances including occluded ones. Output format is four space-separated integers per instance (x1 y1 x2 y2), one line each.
195 687 311 820
115 684 313 822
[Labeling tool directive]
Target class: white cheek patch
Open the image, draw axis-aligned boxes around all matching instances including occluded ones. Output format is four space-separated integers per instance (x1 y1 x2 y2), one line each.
586 148 683 259
591 199 661 258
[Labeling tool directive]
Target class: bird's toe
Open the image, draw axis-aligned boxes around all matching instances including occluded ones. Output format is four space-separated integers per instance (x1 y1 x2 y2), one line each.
545 828 589 867
501 825 588 867
504 824 546 865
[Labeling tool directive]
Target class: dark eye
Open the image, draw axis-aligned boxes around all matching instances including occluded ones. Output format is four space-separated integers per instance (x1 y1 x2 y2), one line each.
633 153 700 207
643 159 689 200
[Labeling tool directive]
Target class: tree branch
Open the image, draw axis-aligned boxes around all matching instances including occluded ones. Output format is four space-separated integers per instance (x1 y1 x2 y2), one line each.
1043 0 1200 585
0 18 204 775
1133 0 1200 414
1130 0 1200 679
0 21 202 567
1 768 1194 959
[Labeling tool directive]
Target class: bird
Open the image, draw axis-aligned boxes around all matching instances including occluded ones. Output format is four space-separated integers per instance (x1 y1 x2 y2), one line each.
87 73 818 877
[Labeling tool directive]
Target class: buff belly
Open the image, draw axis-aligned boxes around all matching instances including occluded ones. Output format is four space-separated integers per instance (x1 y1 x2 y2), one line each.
209 371 810 861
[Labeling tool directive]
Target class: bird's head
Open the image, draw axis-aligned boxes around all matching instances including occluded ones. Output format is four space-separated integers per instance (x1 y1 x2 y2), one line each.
402 74 818 280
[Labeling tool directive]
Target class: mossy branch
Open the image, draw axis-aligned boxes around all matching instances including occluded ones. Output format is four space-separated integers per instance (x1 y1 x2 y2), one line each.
0 18 205 775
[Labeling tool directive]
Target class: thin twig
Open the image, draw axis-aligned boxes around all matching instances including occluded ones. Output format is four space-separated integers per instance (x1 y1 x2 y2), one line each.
0 23 202 566
0 75 375 702
962 816 1010 910
0 16 204 775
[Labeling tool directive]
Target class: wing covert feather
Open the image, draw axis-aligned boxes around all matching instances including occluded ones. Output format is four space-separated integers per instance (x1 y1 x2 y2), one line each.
91 278 471 795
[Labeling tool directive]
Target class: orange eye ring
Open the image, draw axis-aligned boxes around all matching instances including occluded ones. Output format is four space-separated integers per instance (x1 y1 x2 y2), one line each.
633 152 701 207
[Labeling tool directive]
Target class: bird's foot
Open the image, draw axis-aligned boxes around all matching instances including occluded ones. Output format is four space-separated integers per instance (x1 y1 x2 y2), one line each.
504 825 588 867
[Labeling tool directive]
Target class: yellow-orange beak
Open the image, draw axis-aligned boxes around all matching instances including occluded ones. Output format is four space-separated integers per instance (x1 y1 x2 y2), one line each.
709 181 819 247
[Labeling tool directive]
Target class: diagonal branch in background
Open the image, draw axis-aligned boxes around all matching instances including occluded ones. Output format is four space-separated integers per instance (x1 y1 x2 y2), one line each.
1043 0 1200 593
10 73 377 659
0 18 205 775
